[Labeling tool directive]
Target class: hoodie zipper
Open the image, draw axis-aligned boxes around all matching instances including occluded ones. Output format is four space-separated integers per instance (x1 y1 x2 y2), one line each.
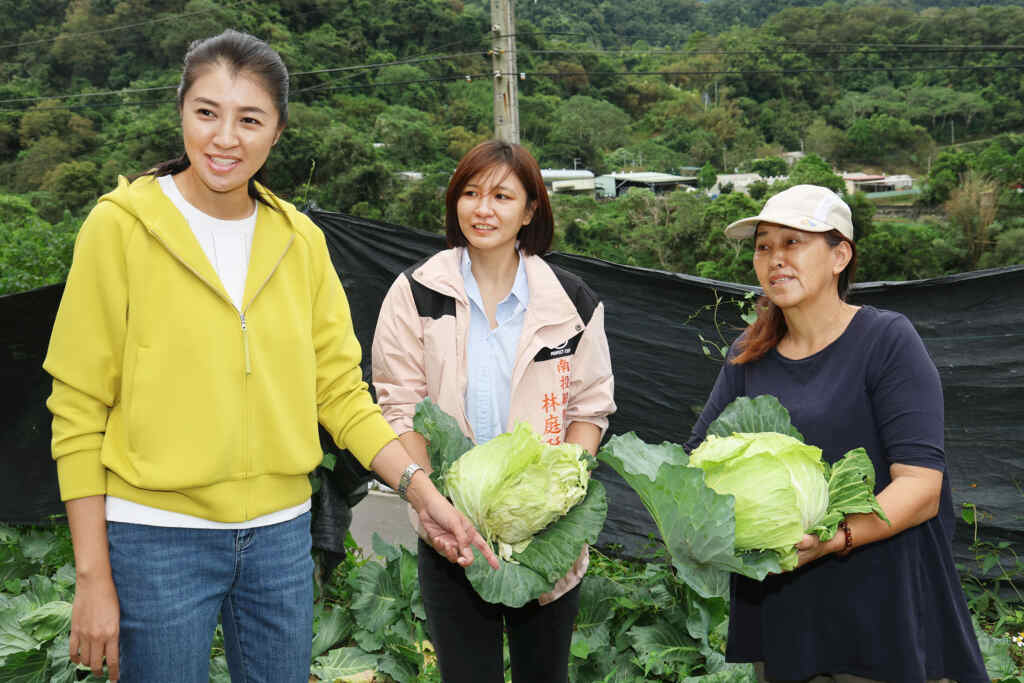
146 229 295 375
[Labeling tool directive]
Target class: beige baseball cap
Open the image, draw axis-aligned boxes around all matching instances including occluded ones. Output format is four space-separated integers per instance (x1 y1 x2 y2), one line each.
724 184 854 241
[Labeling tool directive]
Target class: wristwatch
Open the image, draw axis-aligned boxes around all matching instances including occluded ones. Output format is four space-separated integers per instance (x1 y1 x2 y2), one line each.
398 463 424 502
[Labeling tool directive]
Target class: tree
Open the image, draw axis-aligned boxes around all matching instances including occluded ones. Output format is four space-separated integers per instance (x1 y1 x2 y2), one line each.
845 114 931 164
748 157 787 178
844 190 876 243
547 96 630 171
41 160 102 213
383 172 447 233
48 0 115 84
698 162 717 190
978 221 1024 269
787 154 844 195
857 220 966 282
923 148 973 205
747 179 769 200
0 194 77 294
803 118 844 162
697 192 761 284
375 65 436 111
975 142 1016 184
945 170 1000 269
372 106 443 168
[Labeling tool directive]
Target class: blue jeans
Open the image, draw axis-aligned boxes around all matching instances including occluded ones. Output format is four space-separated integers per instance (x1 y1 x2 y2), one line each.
107 512 314 683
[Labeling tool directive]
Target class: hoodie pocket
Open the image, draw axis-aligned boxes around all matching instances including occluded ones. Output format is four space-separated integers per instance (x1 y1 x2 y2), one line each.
125 346 239 488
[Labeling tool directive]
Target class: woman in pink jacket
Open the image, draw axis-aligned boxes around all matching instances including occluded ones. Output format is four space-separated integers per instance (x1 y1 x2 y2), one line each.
371 140 615 682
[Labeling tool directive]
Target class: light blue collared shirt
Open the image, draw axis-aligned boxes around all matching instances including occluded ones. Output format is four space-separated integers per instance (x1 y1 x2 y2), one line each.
462 250 529 444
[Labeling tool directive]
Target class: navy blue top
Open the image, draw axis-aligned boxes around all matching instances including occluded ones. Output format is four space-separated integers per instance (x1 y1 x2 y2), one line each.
685 306 987 683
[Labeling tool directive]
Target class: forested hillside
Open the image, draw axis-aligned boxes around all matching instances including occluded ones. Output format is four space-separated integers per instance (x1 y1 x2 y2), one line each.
2 0 1023 294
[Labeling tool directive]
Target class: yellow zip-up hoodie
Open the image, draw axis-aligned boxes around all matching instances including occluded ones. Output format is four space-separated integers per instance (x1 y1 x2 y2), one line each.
43 175 396 522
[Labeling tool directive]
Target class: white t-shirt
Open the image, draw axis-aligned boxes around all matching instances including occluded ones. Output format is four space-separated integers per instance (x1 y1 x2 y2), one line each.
105 175 309 528
157 174 256 310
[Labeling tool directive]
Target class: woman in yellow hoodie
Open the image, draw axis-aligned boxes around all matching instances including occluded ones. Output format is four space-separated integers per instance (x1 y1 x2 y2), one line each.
43 30 496 683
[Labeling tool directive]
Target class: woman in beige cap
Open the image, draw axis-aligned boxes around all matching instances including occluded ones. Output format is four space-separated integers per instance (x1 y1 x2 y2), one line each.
684 184 986 682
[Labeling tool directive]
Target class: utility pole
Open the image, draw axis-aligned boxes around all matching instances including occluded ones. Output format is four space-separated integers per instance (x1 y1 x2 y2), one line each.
491 0 520 143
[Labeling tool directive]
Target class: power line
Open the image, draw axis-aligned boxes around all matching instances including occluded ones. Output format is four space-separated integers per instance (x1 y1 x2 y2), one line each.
292 74 491 97
0 5 237 50
0 85 177 105
4 62 1022 114
296 63 1024 97
0 97 176 113
290 51 487 79
3 51 491 106
520 45 1024 58
518 64 1024 79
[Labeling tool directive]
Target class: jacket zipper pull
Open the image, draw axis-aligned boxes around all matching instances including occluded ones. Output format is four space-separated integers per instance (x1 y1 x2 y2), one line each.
241 313 252 374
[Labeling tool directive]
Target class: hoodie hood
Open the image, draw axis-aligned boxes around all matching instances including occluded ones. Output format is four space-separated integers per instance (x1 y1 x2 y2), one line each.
104 174 298 310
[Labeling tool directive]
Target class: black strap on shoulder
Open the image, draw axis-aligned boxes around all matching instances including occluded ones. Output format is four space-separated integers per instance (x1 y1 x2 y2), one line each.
403 257 455 320
546 262 599 326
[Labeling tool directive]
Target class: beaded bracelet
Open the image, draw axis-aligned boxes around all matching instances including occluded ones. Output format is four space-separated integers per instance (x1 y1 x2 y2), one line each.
837 519 854 556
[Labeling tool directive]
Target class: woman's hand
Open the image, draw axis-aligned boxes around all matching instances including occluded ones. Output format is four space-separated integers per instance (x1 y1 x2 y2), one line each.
370 439 500 570
65 496 120 680
794 532 845 568
794 463 944 570
539 544 589 605
416 487 500 570
69 573 120 680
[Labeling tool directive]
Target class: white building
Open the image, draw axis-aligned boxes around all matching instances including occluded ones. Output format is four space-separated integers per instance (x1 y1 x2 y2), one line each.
842 172 914 195
541 169 595 194
594 172 696 198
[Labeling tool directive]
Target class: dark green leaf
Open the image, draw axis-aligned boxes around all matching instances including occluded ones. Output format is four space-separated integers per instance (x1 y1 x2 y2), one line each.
45 636 76 683
575 575 626 630
973 619 1017 680
352 627 384 653
371 533 402 564
311 605 354 658
463 481 607 607
683 662 758 682
462 548 551 608
378 650 419 683
350 559 402 634
321 451 337 472
598 433 782 599
310 647 378 680
627 612 703 677
0 649 47 683
808 448 889 541
18 601 70 643
398 546 419 599
570 622 610 660
706 395 803 440
413 398 473 492
0 607 39 657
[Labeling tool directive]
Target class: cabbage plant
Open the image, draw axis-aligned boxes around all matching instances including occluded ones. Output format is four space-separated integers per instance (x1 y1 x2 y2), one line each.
689 431 830 567
445 421 590 559
413 399 607 607
598 395 889 598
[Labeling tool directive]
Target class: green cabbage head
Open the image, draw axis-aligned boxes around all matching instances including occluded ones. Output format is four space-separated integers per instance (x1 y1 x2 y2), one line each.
688 432 829 563
446 422 590 558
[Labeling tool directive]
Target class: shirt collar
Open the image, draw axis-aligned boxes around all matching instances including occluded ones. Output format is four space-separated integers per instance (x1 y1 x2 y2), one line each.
460 249 530 313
